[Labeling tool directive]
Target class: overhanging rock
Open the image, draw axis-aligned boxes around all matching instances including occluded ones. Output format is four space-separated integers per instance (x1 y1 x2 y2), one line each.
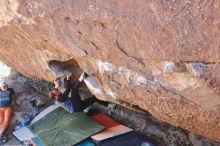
0 0 220 143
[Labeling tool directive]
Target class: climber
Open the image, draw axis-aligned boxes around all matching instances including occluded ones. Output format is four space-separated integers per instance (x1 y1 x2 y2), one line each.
49 72 108 113
0 80 17 144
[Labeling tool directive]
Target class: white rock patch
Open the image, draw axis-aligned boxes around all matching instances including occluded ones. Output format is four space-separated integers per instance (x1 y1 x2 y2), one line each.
84 76 103 94
0 61 12 79
104 88 117 99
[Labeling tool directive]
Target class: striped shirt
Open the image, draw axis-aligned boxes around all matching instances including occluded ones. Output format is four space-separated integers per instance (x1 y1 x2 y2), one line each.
0 88 15 107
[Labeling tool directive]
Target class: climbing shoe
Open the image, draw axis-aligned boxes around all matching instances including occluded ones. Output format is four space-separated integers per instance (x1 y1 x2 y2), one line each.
84 106 93 116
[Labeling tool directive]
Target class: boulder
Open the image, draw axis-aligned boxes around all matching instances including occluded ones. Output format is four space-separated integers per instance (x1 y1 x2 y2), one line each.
0 0 220 143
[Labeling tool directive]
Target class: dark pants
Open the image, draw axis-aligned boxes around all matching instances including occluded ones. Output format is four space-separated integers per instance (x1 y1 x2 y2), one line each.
64 80 108 112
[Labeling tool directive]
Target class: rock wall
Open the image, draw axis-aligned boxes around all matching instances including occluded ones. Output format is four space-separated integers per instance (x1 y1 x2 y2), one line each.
0 0 220 143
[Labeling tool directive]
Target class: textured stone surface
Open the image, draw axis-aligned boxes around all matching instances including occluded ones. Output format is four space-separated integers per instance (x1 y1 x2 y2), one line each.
0 0 220 143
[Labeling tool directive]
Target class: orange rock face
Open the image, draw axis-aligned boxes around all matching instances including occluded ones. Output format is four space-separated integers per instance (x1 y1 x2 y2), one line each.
0 0 220 143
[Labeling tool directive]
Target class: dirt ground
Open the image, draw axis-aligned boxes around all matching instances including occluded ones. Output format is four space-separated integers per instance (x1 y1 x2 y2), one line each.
2 76 220 146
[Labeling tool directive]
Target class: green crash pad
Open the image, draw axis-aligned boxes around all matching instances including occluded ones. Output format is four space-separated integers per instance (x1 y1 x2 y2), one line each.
28 107 105 146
